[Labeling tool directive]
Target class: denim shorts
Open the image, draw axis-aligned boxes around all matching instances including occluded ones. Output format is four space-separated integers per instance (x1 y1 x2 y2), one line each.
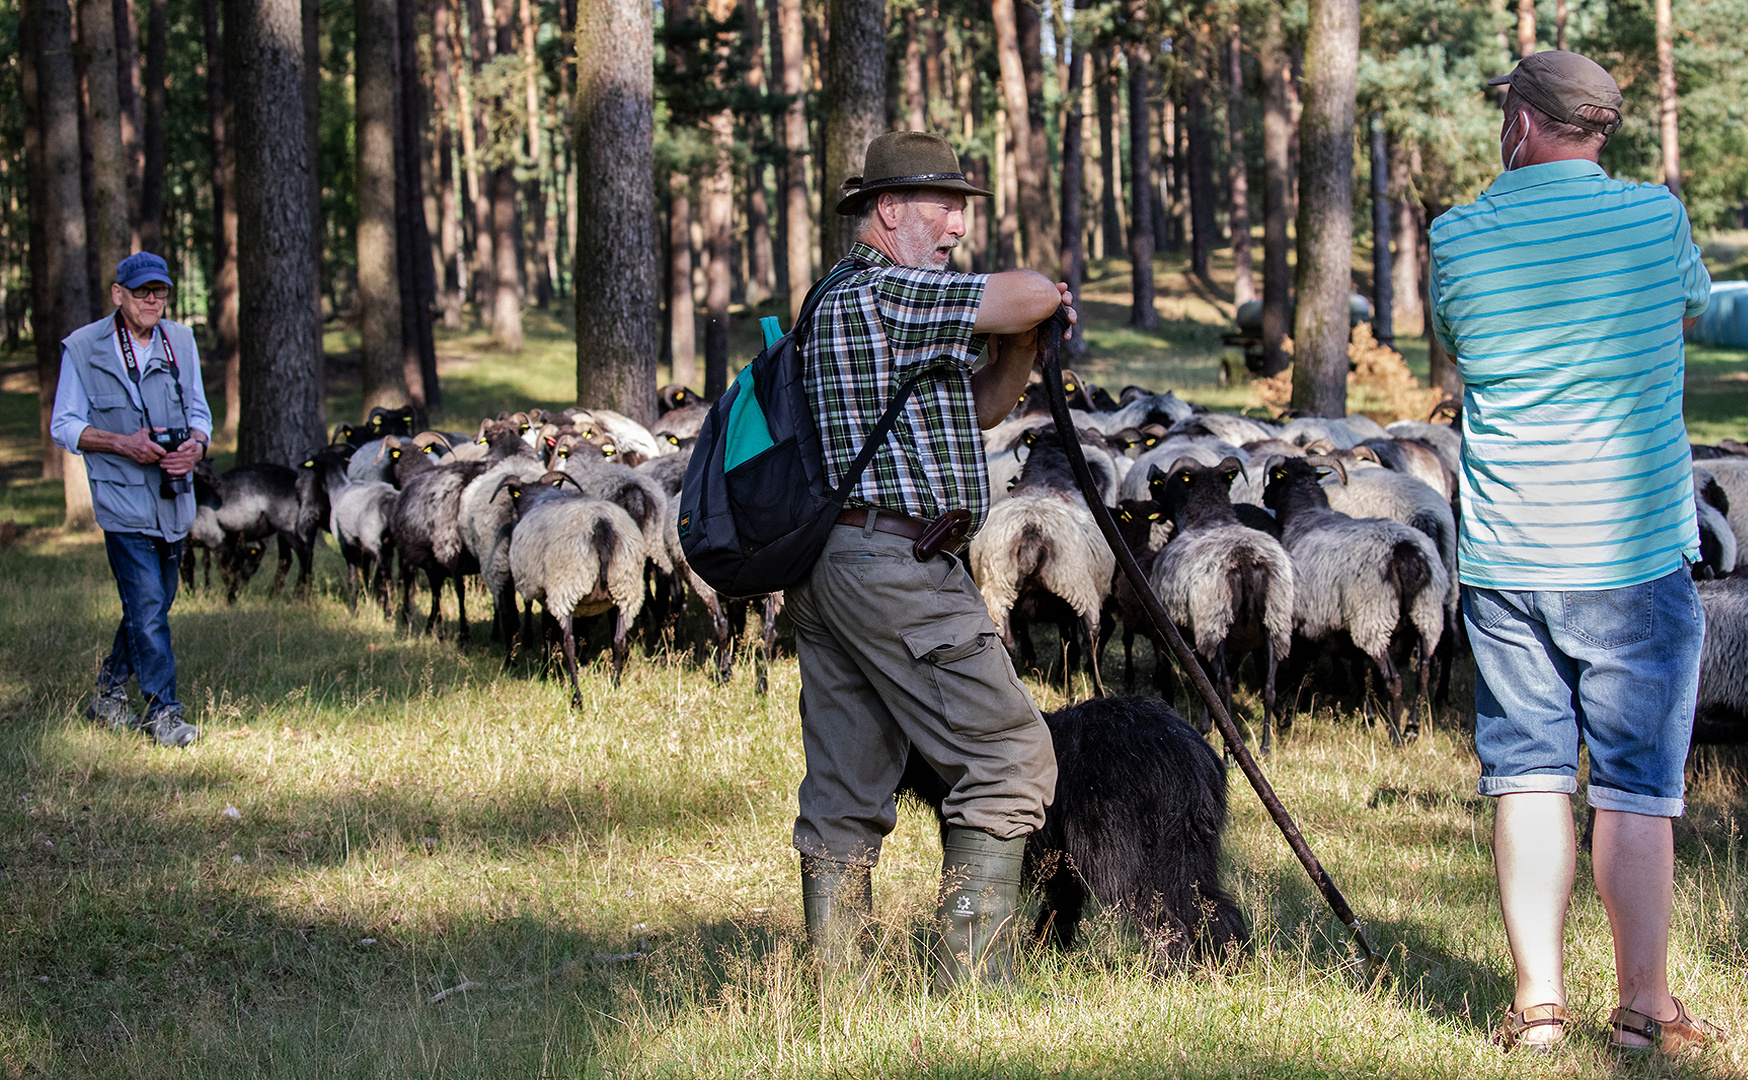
1463 568 1704 817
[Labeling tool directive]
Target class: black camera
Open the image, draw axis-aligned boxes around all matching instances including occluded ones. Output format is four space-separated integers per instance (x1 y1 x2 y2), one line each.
154 427 193 499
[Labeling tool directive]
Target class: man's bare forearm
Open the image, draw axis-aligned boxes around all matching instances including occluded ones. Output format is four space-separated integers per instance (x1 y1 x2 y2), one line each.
972 335 1036 429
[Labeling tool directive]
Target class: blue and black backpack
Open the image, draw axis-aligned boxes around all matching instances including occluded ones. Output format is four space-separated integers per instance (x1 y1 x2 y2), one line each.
677 258 922 598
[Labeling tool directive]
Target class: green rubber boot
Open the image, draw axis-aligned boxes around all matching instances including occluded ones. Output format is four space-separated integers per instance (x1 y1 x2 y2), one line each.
932 826 1027 994
800 855 872 968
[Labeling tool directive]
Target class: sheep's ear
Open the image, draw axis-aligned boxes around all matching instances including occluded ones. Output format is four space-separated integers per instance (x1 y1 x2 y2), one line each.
1147 464 1165 483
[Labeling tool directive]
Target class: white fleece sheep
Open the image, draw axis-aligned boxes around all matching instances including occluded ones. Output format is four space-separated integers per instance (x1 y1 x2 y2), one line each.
509 489 647 693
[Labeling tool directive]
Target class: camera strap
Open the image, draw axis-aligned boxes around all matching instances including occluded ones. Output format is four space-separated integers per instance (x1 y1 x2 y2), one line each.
113 311 190 433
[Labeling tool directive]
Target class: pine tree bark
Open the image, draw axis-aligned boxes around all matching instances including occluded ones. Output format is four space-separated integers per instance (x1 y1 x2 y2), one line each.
992 0 1053 276
574 0 659 424
1555 0 1567 50
433 0 464 327
79 0 131 301
1289 0 1358 417
741 0 774 307
1016 0 1057 277
113 0 143 246
774 0 811 318
1096 47 1121 260
1389 138 1423 337
996 107 1018 270
820 0 885 268
203 0 241 439
1421 190 1459 396
1226 24 1255 306
228 0 324 465
398 0 440 402
356 0 408 412
1656 0 1680 196
489 0 523 348
1259 0 1292 376
1127 29 1157 328
1369 114 1392 344
701 111 735 401
1517 0 1536 57
466 0 496 314
1060 27 1087 358
23 0 96 513
1185 45 1216 284
139 0 167 252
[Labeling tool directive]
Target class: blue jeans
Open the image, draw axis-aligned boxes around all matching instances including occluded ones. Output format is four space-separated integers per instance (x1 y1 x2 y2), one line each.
1463 568 1704 818
98 531 184 720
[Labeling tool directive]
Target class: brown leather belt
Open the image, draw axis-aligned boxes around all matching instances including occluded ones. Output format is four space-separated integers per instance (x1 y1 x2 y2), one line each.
835 506 929 541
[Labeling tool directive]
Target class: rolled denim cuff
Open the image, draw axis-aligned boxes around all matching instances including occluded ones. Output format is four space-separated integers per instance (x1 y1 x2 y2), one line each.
1587 783 1684 819
1477 772 1578 798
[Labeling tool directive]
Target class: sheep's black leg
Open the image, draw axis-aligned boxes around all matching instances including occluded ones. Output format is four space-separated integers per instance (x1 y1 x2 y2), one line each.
701 588 732 681
1122 629 1136 692
1032 862 1087 950
754 593 783 695
1375 651 1405 746
424 569 445 636
610 606 632 688
1408 635 1431 742
1433 612 1457 706
201 548 212 589
344 552 362 614
397 559 415 631
269 535 292 597
293 539 313 598
1262 647 1280 756
179 544 195 590
374 554 394 620
452 572 471 644
560 611 584 705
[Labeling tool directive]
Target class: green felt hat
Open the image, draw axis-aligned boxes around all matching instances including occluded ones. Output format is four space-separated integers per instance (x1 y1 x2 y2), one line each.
835 131 994 216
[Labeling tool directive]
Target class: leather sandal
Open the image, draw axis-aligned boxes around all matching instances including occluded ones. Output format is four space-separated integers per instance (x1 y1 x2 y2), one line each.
1608 997 1725 1055
1496 1003 1570 1052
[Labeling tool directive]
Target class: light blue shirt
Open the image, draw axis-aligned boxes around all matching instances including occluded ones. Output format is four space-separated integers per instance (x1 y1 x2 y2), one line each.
1430 159 1710 590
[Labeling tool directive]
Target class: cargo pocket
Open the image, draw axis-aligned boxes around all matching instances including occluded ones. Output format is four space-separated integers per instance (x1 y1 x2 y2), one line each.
903 612 1031 737
1562 583 1653 649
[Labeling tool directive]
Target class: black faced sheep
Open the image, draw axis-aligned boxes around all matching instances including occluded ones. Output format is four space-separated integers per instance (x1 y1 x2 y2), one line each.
899 695 1249 966
1262 456 1448 744
1148 457 1296 752
390 455 490 639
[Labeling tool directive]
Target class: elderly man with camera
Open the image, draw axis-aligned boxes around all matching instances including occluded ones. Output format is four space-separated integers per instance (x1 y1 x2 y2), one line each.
51 252 212 748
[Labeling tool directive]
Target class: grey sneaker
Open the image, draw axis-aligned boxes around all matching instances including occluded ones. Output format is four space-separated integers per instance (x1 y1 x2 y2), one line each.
144 706 199 748
85 687 140 732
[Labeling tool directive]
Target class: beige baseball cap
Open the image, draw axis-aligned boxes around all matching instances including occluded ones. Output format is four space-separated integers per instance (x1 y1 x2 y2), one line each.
1488 51 1623 135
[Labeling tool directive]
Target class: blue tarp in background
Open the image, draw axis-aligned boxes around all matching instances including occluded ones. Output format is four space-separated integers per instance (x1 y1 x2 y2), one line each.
1687 280 1748 348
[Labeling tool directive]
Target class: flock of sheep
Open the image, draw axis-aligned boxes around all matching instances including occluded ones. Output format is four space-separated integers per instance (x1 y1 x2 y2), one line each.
179 375 1748 751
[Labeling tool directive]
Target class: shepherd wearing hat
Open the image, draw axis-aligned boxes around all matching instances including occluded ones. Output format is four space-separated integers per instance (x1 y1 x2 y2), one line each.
50 252 212 749
1429 54 1721 1053
786 131 1074 991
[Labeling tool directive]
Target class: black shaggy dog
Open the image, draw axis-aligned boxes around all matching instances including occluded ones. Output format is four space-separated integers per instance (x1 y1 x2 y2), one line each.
899 696 1249 965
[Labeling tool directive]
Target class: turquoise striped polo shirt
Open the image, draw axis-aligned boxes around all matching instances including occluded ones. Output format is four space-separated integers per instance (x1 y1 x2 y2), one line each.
1430 159 1710 591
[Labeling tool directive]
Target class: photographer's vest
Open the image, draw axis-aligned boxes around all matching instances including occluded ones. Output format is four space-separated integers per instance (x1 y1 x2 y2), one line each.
61 315 200 538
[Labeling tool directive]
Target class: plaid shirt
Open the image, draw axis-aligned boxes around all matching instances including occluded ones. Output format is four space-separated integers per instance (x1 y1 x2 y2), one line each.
804 243 991 531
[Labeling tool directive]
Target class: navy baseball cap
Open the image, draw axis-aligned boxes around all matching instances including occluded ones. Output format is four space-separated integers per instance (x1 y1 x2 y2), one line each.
115 251 174 289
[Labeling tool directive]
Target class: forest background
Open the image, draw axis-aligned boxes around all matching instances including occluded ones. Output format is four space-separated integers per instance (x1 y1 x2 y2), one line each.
4 0 1748 517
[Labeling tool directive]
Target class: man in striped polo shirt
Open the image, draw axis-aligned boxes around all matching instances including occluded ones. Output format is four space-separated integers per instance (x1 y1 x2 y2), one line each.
1430 52 1717 1053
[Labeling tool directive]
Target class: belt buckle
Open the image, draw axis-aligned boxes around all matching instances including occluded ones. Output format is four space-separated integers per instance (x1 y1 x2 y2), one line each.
912 509 972 561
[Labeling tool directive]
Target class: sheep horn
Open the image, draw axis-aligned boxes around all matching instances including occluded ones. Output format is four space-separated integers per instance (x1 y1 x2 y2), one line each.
1350 445 1382 466
413 430 452 451
1303 437 1339 456
1308 453 1348 486
540 470 584 492
1218 455 1248 483
1165 456 1204 477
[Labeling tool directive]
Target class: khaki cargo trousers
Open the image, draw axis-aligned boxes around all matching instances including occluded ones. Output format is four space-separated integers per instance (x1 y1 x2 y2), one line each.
787 520 1057 866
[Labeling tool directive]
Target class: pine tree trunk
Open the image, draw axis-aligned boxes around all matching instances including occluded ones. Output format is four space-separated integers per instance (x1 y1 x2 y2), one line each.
1289 0 1358 418
1421 192 1459 396
1555 0 1567 50
1369 114 1392 344
1259 1 1292 376
466 0 495 314
774 0 811 318
79 0 131 302
1517 0 1536 57
1226 24 1255 306
740 0 773 307
488 0 523 348
1186 46 1215 284
1060 28 1087 358
433 0 464 328
23 0 95 512
820 0 885 268
902 6 925 131
996 107 1018 269
520 0 552 308
398 0 439 403
701 110 735 401
356 0 408 412
1011 0 1057 277
1389 138 1423 337
113 0 143 246
1096 47 1121 261
668 176 697 388
574 0 658 424
1657 0 1680 195
1127 32 1157 328
139 0 167 252
228 0 324 465
202 0 241 439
